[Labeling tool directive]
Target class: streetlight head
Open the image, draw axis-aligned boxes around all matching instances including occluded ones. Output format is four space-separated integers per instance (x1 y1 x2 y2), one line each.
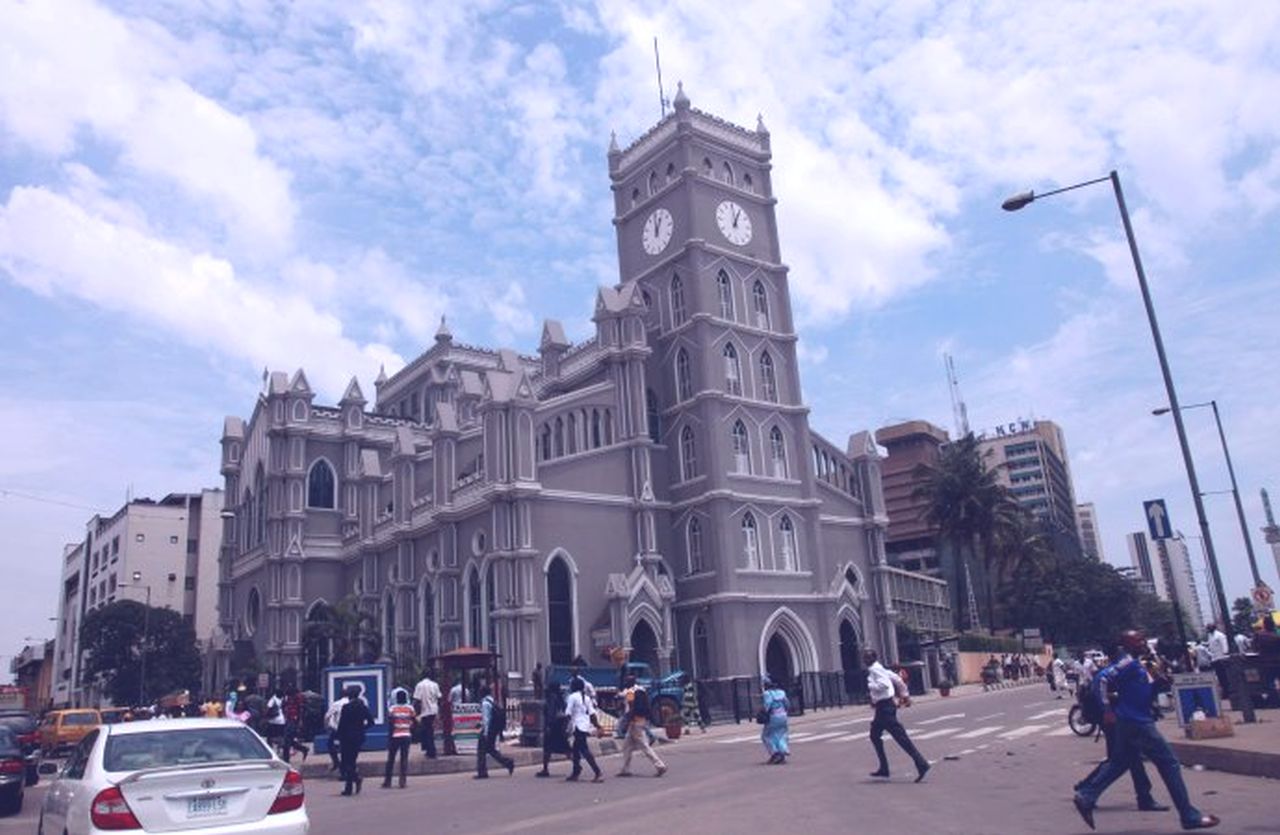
1152 407 1172 416
219 509 235 519
132 570 142 582
1001 190 1036 211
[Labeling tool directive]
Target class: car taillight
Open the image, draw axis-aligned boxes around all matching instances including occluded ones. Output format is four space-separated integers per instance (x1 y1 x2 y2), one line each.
90 786 142 830
0 759 24 774
18 732 38 746
268 768 304 814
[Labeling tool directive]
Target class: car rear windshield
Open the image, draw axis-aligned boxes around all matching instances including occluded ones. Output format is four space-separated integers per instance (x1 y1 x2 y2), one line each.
64 713 98 726
103 727 272 772
0 716 36 734
0 728 17 756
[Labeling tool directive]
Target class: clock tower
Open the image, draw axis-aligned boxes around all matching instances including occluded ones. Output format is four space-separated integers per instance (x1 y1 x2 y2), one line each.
609 84 840 680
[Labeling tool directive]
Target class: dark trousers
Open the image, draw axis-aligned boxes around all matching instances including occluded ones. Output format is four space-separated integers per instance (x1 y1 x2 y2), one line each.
281 722 308 764
1076 721 1154 804
870 699 927 774
419 715 437 758
338 738 363 793
476 731 514 777
327 730 340 769
1076 720 1203 827
569 729 600 778
384 737 410 786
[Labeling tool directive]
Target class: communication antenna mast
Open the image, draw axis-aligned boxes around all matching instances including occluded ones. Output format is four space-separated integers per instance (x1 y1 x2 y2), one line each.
944 353 971 438
654 37 669 118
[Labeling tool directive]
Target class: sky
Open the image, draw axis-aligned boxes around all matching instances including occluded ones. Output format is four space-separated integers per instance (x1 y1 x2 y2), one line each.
2 0 1278 673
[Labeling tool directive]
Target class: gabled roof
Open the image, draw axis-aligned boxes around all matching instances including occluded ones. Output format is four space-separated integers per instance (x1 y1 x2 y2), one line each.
359 448 383 478
541 319 570 350
289 369 312 395
460 369 484 396
847 430 879 460
393 426 417 458
434 401 459 432
340 377 366 405
268 371 290 395
222 416 245 439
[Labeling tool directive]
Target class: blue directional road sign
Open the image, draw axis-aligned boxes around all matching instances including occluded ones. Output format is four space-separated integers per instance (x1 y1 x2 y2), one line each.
1145 499 1173 540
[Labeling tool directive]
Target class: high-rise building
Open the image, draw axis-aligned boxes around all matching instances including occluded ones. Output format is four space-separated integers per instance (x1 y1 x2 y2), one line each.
977 420 1079 554
876 420 950 576
51 491 224 707
1075 502 1104 561
1126 531 1168 602
1125 529 1205 632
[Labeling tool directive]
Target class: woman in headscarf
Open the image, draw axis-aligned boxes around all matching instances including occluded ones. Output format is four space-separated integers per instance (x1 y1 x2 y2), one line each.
760 675 790 765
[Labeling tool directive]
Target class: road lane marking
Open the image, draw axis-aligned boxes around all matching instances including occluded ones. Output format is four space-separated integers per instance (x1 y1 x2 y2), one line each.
824 716 872 728
827 732 868 743
716 734 764 744
794 732 845 743
916 713 966 726
1028 709 1065 720
954 725 1003 739
976 712 1004 721
912 726 962 740
998 723 1051 739
1045 726 1077 736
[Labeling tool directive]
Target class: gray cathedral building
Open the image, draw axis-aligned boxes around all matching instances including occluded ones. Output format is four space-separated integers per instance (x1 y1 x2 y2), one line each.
217 86 948 694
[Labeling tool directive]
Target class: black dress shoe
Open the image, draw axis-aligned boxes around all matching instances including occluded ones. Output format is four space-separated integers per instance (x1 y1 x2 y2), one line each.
869 769 890 778
1073 795 1096 831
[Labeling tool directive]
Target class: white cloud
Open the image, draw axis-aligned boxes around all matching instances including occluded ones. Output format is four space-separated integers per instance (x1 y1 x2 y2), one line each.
0 0 296 254
0 186 397 398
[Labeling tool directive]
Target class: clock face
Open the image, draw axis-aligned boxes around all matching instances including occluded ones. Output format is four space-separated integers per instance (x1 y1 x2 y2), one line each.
642 208 674 255
716 200 752 246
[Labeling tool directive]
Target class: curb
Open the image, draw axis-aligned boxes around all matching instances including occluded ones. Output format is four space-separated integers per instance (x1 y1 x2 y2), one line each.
1168 740 1280 781
297 737 622 781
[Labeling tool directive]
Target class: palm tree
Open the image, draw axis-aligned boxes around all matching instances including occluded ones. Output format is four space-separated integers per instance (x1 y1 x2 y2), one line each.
915 433 1020 630
302 598 381 668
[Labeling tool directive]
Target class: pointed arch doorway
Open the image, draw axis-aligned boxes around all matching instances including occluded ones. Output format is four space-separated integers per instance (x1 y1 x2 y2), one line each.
839 619 863 698
765 633 794 687
629 619 660 673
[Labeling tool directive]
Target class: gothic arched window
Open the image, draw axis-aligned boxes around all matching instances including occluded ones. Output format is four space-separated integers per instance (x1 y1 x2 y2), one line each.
716 270 734 320
567 412 578 455
722 161 733 184
752 281 770 329
702 157 713 177
760 352 778 403
670 274 686 326
646 389 661 443
731 420 751 474
307 459 336 509
666 162 676 183
467 568 482 647
553 417 565 458
591 409 602 448
779 515 797 571
676 349 693 402
485 563 498 654
539 424 552 461
743 173 754 193
742 513 759 569
546 557 574 664
723 343 742 395
770 426 788 478
680 425 697 481
687 517 704 574
648 170 658 196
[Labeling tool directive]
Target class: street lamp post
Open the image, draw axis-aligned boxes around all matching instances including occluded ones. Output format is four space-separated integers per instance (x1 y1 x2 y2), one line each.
1003 170 1253 720
1154 400 1263 590
120 572 151 706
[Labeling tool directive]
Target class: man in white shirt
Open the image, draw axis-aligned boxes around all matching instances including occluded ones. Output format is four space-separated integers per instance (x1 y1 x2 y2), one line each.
324 693 349 772
1206 623 1231 696
864 649 929 783
264 688 288 752
413 670 442 759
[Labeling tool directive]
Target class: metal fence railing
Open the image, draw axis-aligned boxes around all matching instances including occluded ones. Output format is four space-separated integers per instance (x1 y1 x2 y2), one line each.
692 671 868 724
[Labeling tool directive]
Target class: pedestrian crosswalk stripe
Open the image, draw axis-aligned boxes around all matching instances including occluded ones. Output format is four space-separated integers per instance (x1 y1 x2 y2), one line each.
824 716 872 728
912 726 962 740
716 734 764 744
794 732 845 743
826 732 868 743
916 713 966 726
953 725 1003 739
1028 709 1065 720
998 723 1051 739
1045 726 1076 736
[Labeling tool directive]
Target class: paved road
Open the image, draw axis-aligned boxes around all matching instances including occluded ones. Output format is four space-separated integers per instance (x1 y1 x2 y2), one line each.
6 685 1273 834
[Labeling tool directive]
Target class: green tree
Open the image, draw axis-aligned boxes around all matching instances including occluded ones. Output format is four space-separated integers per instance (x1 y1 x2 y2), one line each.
301 598 381 671
79 600 202 705
916 433 1022 630
1007 556 1138 649
1231 596 1254 636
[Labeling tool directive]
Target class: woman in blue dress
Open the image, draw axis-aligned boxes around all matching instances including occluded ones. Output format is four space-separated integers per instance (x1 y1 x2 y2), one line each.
760 676 790 764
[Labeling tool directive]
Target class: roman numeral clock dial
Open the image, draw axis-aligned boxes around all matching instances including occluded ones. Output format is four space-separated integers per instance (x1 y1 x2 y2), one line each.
642 208 674 255
716 200 752 246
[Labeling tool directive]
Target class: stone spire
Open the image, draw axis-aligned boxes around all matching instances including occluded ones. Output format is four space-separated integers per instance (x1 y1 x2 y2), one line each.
672 81 690 111
435 315 453 346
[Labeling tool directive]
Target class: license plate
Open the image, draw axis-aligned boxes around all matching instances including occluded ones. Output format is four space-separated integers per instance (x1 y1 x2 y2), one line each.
187 795 228 818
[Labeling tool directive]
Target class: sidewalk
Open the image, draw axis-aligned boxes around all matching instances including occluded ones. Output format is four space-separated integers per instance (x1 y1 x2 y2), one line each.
1168 711 1280 780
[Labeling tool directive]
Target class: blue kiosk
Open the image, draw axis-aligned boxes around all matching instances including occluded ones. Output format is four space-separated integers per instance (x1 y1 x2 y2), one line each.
313 662 391 753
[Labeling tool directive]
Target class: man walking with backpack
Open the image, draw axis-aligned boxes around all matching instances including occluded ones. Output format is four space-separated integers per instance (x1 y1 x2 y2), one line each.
475 685 515 779
616 674 667 777
1073 654 1163 813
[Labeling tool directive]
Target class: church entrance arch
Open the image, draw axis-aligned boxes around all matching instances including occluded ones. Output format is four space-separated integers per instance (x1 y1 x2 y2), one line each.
629 619 660 673
765 634 793 687
839 619 863 698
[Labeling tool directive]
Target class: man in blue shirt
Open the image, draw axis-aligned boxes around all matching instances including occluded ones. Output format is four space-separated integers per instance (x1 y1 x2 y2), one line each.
1073 630 1219 831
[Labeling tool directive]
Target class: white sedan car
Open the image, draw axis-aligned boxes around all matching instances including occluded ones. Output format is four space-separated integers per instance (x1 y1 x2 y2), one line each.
38 718 308 834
